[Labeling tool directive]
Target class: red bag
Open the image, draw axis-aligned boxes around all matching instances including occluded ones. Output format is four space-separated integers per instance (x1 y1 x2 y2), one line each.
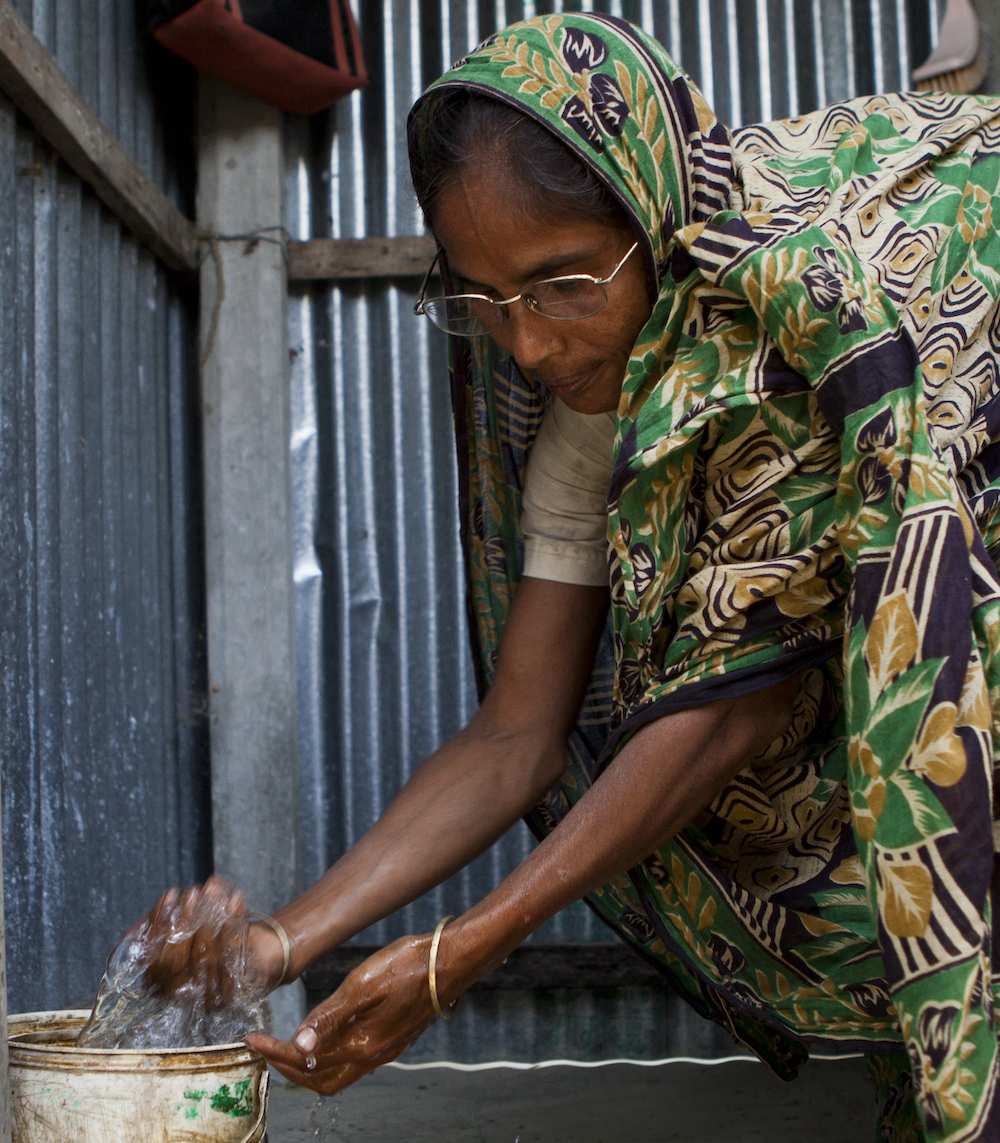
149 0 367 114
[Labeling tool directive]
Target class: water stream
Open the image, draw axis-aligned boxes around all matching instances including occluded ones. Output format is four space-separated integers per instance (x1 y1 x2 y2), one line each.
77 886 268 1049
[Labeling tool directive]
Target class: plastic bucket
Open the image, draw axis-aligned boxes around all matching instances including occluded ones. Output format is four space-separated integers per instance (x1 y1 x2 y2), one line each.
8 1010 268 1143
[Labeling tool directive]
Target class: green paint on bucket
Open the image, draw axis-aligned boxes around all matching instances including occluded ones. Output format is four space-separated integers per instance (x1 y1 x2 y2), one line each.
182 1089 206 1118
210 1078 253 1117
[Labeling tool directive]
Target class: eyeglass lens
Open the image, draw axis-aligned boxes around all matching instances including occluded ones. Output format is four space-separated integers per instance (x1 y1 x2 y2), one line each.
423 278 609 336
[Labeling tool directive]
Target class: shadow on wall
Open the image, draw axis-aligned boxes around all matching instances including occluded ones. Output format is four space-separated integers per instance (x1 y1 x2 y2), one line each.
976 0 1000 94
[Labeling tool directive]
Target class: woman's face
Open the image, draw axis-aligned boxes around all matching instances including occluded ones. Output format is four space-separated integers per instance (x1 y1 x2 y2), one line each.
432 171 652 415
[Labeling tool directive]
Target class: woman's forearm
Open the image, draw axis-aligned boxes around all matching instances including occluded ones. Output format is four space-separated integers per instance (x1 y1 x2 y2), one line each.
256 671 800 1084
270 720 564 976
434 676 799 1001
261 578 610 982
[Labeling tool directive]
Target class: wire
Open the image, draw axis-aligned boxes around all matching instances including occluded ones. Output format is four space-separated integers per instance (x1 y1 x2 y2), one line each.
196 226 294 370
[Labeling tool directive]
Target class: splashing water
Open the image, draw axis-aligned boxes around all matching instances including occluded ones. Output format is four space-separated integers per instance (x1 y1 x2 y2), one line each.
77 887 268 1049
308 1094 339 1141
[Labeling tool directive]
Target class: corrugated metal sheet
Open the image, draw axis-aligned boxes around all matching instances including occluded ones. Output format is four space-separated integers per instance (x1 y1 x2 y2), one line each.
287 0 962 1061
0 0 207 1013
289 0 942 912
0 0 949 1056
288 0 948 1060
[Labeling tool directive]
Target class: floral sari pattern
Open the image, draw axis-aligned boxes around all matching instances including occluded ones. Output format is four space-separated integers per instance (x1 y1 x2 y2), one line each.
409 14 1000 1141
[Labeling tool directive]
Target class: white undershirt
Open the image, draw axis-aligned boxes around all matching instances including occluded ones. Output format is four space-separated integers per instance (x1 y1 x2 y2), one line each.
520 400 616 587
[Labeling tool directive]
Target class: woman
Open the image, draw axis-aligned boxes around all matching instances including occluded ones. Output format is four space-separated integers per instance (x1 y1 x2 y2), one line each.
145 16 1000 1142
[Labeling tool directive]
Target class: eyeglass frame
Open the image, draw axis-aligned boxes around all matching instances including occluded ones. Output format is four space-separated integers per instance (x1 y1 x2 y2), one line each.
413 240 640 336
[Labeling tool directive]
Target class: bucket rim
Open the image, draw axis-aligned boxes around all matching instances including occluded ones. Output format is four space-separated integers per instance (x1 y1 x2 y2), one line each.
8 1010 262 1057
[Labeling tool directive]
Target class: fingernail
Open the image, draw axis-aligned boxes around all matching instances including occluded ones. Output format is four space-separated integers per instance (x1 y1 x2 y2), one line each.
305 1055 317 1071
294 1028 318 1053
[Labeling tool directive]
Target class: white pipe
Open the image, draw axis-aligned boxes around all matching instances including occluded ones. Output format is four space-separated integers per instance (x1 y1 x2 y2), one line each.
387 1053 863 1072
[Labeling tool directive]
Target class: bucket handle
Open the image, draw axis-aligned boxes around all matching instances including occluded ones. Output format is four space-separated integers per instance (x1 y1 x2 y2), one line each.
238 1068 271 1143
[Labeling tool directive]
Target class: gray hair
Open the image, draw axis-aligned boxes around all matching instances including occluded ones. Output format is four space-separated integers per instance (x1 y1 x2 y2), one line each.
408 90 630 233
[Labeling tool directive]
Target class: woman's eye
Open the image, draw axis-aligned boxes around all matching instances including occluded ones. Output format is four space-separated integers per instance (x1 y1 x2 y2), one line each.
534 278 582 301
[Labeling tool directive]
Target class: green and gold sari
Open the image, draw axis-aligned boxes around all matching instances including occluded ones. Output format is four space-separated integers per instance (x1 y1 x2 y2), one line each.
409 15 1000 1141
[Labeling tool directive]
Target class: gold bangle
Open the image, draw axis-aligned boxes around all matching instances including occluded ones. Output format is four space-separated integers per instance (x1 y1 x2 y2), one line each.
428 915 463 1020
247 913 290 988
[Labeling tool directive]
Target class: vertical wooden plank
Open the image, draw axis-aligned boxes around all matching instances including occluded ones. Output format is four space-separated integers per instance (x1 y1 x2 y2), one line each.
197 73 305 1039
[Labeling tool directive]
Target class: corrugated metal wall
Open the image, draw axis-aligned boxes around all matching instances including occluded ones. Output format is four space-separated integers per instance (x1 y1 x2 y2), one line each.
286 0 947 1060
0 0 207 1013
0 0 952 1055
287 0 944 932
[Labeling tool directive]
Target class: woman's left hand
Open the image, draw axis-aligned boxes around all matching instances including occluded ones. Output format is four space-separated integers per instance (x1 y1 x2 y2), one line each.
245 933 464 1094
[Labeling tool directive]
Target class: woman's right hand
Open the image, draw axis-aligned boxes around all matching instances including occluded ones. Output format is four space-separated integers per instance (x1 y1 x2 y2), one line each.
136 875 286 1006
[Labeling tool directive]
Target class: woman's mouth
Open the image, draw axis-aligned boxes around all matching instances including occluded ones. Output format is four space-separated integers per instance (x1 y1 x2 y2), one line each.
542 365 599 396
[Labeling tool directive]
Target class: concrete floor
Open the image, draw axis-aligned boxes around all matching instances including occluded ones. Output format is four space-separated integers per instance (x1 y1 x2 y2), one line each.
264 1056 874 1142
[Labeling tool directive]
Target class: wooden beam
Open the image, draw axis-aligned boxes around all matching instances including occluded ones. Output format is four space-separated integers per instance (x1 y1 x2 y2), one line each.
303 944 668 998
0 0 198 274
199 75 305 1039
286 235 437 281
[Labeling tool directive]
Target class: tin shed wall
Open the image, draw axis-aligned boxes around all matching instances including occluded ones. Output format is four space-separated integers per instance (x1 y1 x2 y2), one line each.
289 0 943 928
0 0 949 1050
0 0 207 1013
287 0 947 1062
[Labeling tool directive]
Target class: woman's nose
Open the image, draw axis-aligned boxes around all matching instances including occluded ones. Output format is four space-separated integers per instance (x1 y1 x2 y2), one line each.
500 304 565 372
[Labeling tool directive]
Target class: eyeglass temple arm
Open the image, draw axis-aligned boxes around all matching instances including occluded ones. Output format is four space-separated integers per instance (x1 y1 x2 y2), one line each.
598 241 639 285
413 246 444 315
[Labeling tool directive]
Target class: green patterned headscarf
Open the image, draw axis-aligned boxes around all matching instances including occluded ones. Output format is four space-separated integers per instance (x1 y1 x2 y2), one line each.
410 15 1000 1141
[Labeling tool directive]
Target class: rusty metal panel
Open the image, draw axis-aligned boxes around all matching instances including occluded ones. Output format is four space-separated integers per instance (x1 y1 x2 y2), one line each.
0 1 207 1013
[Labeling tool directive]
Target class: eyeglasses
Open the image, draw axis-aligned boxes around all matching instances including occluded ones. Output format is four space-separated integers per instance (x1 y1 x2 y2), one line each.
413 242 639 337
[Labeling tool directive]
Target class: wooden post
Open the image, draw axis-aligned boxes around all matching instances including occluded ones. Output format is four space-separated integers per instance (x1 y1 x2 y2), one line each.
197 75 305 1039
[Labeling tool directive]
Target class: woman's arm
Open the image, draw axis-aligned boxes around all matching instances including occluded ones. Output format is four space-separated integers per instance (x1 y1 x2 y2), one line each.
141 576 609 997
260 576 609 977
252 669 799 1093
